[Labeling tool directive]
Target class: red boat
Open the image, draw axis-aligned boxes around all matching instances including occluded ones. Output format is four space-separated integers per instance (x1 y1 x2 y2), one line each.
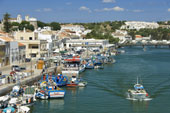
66 83 78 87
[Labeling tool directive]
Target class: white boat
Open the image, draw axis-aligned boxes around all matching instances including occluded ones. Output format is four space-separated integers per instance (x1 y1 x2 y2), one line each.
62 56 85 76
0 95 10 102
18 106 30 113
128 78 149 100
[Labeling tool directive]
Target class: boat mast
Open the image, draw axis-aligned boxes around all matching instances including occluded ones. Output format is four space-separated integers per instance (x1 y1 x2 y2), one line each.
137 76 139 84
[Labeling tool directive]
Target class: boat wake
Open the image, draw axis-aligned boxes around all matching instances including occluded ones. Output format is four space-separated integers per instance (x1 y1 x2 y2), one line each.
126 93 152 101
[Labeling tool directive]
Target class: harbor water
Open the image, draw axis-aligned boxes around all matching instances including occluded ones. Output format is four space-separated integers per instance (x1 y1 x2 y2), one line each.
31 47 170 113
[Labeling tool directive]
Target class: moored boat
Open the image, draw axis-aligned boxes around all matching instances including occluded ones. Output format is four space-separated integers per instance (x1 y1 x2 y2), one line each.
36 81 65 99
62 56 85 75
66 76 87 87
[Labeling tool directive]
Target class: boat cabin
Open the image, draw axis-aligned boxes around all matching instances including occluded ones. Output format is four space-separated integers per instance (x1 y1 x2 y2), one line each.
134 84 144 90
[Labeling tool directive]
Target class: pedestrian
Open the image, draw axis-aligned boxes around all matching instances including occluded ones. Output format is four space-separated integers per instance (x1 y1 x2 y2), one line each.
35 64 37 69
8 76 10 83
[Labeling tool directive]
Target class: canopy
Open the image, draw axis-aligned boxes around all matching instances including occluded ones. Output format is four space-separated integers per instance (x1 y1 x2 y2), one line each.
60 51 68 54
134 84 144 90
3 107 15 112
64 58 80 62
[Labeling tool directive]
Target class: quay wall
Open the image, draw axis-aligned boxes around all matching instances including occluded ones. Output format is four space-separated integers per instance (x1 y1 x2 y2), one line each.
0 70 42 96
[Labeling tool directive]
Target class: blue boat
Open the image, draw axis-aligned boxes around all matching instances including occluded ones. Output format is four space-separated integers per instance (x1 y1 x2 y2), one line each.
42 73 68 86
56 74 68 86
85 60 94 69
36 81 65 99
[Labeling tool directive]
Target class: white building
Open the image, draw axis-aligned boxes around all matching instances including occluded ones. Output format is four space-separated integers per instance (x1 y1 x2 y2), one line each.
9 14 22 23
66 39 109 49
60 24 91 37
121 21 159 30
61 24 85 32
112 30 132 44
35 27 64 54
2 14 38 29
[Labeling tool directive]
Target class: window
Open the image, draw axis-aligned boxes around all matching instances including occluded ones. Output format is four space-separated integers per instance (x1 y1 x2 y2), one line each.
29 37 32 40
20 37 24 40
32 45 38 49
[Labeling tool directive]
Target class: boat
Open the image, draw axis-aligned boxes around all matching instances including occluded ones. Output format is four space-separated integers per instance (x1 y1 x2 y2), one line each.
21 86 36 106
66 76 87 87
62 56 85 75
42 73 68 86
85 59 94 69
36 81 65 99
1 106 16 113
128 77 149 100
17 106 30 113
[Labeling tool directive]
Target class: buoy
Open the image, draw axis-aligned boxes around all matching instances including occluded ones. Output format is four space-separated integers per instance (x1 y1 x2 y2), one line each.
146 93 149 96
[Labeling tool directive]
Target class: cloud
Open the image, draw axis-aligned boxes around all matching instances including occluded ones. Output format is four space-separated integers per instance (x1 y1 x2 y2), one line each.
79 6 92 13
35 9 41 12
132 10 143 13
35 8 52 12
95 6 124 12
168 8 170 12
66 2 72 5
43 8 52 12
102 0 116 3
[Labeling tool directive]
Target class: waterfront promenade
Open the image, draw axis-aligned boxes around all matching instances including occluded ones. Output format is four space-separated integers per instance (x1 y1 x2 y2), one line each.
0 61 42 96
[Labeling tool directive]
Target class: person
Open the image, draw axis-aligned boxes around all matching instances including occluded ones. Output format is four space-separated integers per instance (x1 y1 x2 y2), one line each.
35 64 37 69
8 76 10 83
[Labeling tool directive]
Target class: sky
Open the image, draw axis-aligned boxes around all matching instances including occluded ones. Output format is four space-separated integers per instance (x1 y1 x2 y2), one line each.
1 0 170 23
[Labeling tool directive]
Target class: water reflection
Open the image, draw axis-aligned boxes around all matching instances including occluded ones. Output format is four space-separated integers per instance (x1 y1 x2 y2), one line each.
41 99 64 110
130 100 150 113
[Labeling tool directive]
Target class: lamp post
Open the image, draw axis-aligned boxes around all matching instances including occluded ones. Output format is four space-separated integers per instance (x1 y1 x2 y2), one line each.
30 48 33 76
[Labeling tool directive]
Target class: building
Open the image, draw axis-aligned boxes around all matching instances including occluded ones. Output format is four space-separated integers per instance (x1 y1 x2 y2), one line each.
60 24 91 37
0 32 25 66
1 14 38 29
121 21 159 30
66 39 109 50
135 35 151 41
112 30 132 44
8 14 22 23
25 15 38 29
14 30 44 59
35 27 62 56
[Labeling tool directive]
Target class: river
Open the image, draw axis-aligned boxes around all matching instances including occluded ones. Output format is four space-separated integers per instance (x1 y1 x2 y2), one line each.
31 46 170 113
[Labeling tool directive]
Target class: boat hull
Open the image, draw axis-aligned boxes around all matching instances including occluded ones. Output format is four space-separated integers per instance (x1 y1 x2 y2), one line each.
128 90 147 100
48 91 65 98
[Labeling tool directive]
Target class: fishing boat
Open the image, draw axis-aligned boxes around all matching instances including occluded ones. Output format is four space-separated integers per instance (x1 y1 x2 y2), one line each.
66 76 87 87
21 86 36 106
62 56 85 75
36 81 65 99
128 78 149 100
85 59 94 69
42 73 68 86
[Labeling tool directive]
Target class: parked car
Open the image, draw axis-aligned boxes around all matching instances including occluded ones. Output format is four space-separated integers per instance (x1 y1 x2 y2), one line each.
25 58 31 62
20 67 26 71
11 65 20 71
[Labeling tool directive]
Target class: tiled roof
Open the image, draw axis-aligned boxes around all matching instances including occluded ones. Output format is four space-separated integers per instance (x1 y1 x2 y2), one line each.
0 36 14 42
18 42 25 46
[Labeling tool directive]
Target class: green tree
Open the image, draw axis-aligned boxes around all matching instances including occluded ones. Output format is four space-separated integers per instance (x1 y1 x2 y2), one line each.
18 21 34 31
50 22 61 30
37 21 48 28
3 13 11 33
11 22 20 26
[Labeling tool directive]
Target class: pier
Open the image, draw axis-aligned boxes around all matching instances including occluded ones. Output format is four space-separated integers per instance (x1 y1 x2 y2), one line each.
119 43 170 48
